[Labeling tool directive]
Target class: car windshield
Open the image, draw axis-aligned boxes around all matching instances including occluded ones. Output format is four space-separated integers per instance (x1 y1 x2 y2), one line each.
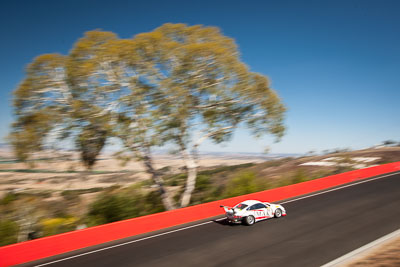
235 203 248 210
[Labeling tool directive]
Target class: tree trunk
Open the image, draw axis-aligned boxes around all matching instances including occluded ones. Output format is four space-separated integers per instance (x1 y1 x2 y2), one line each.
178 127 234 207
17 217 29 243
180 148 198 207
142 152 177 210
17 209 35 242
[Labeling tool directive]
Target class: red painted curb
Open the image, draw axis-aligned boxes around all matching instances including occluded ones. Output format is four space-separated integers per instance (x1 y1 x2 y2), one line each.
1 162 399 266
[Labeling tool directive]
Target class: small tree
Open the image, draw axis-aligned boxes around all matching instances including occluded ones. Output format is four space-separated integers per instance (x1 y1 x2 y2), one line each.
382 140 396 146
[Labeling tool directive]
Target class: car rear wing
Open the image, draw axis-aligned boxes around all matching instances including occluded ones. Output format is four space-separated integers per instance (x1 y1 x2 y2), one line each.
220 205 234 213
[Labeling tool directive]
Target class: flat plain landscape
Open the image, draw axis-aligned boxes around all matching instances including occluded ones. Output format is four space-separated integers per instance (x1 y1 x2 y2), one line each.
0 149 273 199
1 146 399 246
1 147 399 200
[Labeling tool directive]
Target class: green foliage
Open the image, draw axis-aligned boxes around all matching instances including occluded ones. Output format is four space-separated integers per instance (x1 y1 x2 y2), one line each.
165 163 256 187
190 176 225 205
291 169 308 184
207 185 225 201
8 111 55 162
11 23 286 210
165 173 187 186
86 189 165 226
185 174 212 205
199 163 255 176
194 175 212 191
40 217 78 237
0 220 19 246
140 191 166 215
173 188 184 204
136 179 155 188
3 191 52 200
10 44 112 170
223 171 262 198
167 163 263 205
87 195 129 225
76 125 108 169
276 176 292 187
0 192 17 205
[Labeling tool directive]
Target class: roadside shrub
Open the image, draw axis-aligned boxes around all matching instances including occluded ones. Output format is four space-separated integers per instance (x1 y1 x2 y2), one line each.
40 217 78 237
0 192 17 205
223 171 262 198
0 220 19 246
86 190 165 226
189 175 214 205
173 188 184 203
194 184 225 204
165 173 187 186
141 191 165 215
87 194 132 225
291 169 308 184
194 175 211 191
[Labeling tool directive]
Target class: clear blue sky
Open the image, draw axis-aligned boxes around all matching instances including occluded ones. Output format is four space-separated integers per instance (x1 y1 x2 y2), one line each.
1 0 399 154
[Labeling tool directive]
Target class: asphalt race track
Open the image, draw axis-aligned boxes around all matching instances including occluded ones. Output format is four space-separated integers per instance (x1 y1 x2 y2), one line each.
24 172 400 267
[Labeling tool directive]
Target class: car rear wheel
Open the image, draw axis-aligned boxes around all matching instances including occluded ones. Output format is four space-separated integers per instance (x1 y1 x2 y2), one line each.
274 208 282 218
243 215 255 226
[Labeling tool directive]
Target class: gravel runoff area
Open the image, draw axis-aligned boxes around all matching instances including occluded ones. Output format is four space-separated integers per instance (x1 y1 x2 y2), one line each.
324 228 400 266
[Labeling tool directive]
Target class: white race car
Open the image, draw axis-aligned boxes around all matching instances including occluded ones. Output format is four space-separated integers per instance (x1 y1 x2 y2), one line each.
220 200 287 225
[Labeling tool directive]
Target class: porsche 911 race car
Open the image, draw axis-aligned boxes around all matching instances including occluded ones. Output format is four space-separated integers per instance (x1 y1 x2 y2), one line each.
220 200 286 225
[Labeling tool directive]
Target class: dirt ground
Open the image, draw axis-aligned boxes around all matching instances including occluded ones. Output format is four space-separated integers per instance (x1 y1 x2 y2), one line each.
344 235 400 266
0 149 268 198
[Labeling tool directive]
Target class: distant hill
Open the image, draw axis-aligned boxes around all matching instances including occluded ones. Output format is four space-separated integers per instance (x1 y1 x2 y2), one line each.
196 151 301 159
0 143 10 149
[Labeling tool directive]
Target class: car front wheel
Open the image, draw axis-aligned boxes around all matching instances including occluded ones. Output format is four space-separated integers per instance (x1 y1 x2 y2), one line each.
274 208 282 218
243 215 255 226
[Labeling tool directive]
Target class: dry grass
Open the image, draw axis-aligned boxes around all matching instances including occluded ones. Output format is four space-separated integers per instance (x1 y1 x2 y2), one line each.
0 149 267 198
344 235 400 266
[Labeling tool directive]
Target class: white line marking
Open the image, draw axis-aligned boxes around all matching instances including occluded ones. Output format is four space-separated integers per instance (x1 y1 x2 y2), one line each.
34 171 399 266
321 228 400 267
34 220 216 267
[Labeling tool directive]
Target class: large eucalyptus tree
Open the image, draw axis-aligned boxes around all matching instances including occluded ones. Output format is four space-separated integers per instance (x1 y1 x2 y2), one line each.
125 24 286 207
11 31 178 210
10 23 286 210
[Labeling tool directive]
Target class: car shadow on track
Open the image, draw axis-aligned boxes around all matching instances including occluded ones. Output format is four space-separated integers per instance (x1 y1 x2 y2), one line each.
211 218 242 227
